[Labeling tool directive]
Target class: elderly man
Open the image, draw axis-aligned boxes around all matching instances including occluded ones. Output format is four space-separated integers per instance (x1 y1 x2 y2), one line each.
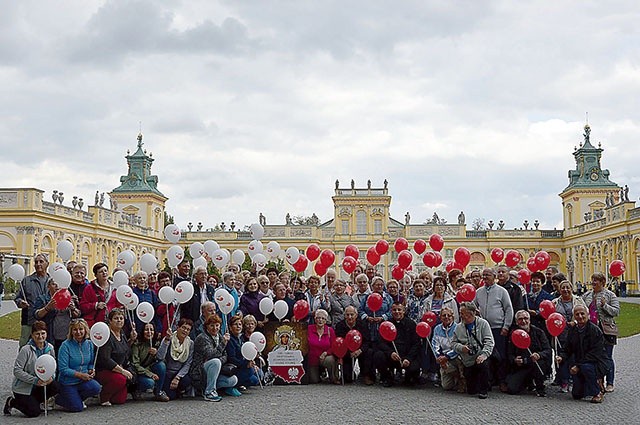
334 306 372 384
15 254 50 348
351 273 371 308
475 268 513 392
181 265 215 326
372 302 420 387
557 304 609 403
173 258 191 288
364 265 376 283
452 302 494 399
497 265 524 319
432 307 465 393
505 310 551 397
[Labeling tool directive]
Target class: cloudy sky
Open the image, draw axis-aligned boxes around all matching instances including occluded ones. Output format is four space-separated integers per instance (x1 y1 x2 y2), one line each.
2 1 639 232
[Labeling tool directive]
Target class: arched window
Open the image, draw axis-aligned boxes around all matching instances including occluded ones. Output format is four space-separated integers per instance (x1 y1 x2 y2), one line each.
356 210 366 235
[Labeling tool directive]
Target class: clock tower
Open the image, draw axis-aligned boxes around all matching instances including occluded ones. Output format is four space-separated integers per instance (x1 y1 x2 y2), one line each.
559 124 618 229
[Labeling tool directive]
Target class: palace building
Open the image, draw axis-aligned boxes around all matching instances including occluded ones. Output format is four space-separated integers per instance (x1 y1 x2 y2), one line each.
1 125 638 293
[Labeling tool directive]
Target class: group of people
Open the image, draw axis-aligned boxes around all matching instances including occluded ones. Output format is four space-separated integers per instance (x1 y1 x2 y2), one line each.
5 253 619 417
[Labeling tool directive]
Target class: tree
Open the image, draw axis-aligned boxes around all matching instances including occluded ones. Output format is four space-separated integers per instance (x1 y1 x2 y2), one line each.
472 218 486 231
164 212 174 228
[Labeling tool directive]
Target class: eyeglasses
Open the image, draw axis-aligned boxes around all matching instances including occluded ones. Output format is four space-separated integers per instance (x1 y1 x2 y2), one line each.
441 314 453 318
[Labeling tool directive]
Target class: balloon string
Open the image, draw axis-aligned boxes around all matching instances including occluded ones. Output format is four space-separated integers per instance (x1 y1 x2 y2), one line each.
44 384 47 419
527 348 545 376
352 357 355 382
391 341 399 357
93 346 100 371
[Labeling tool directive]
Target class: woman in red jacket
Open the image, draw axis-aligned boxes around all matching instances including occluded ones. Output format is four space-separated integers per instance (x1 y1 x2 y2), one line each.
79 263 113 327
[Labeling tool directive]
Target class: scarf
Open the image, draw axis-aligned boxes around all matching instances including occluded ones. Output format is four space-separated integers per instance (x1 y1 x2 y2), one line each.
170 334 191 363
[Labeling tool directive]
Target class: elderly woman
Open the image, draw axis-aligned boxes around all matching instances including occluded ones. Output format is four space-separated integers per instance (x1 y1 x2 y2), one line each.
360 277 393 347
55 319 102 412
405 279 430 323
386 279 404 304
425 277 459 324
268 283 294 322
527 272 554 331
557 304 609 403
552 280 586 392
157 318 194 400
156 271 176 338
95 309 137 405
5 321 58 417
328 279 356 325
131 271 161 334
131 322 169 402
239 277 268 326
80 263 113 327
190 315 239 401
226 315 260 389
305 276 330 324
307 309 338 384
432 307 464 393
34 277 81 353
582 272 619 393
218 271 240 330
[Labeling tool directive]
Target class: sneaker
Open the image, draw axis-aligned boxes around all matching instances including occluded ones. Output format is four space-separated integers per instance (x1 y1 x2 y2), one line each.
4 396 13 415
605 384 614 393
154 391 170 402
82 402 87 410
203 391 222 402
224 387 242 397
478 393 488 399
237 386 249 394
559 384 569 393
100 401 112 407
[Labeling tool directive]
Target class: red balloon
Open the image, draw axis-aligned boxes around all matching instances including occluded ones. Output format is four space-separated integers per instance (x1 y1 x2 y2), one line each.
293 299 309 321
342 256 358 274
546 312 566 337
517 269 531 285
413 239 427 255
52 289 71 310
366 293 383 312
391 265 405 281
422 251 437 268
490 248 504 264
457 283 476 303
539 299 556 319
375 239 389 256
306 244 321 262
432 252 443 268
535 251 551 271
511 329 531 350
344 244 360 260
366 247 380 266
416 322 432 339
319 249 335 268
609 260 625 277
292 255 309 273
429 234 444 252
397 250 413 269
345 329 363 352
505 250 522 268
526 257 539 272
314 261 327 277
331 337 348 358
454 247 471 268
445 260 463 274
421 311 438 328
394 238 409 253
379 321 397 342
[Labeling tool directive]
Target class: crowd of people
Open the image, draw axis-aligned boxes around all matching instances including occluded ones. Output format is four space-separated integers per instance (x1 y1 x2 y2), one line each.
5 253 620 417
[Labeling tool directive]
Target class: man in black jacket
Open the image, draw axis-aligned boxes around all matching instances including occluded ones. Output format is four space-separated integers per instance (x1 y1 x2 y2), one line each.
334 306 371 384
497 265 524 321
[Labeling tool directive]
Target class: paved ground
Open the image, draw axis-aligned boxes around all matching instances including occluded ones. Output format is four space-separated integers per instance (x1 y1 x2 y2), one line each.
2 333 639 425
0 300 19 317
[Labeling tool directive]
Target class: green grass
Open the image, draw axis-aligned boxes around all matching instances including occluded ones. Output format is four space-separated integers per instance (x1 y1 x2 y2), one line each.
0 311 21 340
618 302 640 338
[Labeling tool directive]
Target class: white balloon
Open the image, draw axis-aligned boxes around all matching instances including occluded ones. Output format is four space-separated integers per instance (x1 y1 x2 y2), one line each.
192 256 208 270
7 264 26 281
211 248 230 269
219 291 235 315
249 331 267 352
273 300 288 320
253 253 267 272
57 240 74 262
189 242 205 259
214 288 231 308
112 270 130 288
167 245 185 268
266 241 281 259
285 247 300 265
158 286 175 304
250 223 265 241
247 240 263 258
90 322 110 347
241 341 258 360
164 224 181 243
203 240 220 257
52 269 72 289
34 354 57 381
115 285 133 306
174 281 194 304
48 262 66 276
139 253 158 274
136 301 155 323
117 250 135 270
231 249 245 266
259 297 274 316
125 293 139 311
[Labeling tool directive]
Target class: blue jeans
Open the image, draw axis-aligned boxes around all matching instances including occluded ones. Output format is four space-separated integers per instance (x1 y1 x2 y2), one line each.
203 358 238 394
604 344 615 385
56 380 101 412
571 362 600 398
137 362 167 394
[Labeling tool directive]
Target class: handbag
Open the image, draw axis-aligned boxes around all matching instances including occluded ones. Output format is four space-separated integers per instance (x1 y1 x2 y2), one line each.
600 320 618 336
220 363 238 376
